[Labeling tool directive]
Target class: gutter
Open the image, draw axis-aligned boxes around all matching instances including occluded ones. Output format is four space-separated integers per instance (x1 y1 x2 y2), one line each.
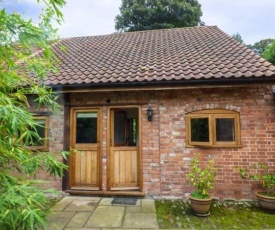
48 77 275 93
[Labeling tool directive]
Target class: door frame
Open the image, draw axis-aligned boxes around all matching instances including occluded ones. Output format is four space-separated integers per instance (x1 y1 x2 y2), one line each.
107 105 143 192
68 107 102 190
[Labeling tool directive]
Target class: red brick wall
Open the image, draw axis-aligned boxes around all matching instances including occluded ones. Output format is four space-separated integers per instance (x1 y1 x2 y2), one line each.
157 84 275 199
29 95 65 191
41 83 275 199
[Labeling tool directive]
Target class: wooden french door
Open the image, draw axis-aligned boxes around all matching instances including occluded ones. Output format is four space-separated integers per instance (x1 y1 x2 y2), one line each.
69 108 101 190
109 108 141 191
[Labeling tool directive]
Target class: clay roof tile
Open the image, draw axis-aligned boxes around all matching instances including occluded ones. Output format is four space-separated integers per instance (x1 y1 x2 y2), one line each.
46 26 275 86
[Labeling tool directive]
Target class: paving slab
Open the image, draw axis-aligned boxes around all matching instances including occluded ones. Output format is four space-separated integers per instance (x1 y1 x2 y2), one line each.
103 229 141 230
66 212 92 228
46 211 76 230
65 199 98 212
122 212 159 229
85 206 125 228
136 199 141 206
53 197 75 211
70 197 101 202
98 198 113 206
49 197 159 230
141 199 156 212
64 228 100 230
126 205 142 213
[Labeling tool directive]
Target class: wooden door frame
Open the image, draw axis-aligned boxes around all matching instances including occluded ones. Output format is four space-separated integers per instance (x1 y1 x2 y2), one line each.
68 107 102 190
107 105 143 192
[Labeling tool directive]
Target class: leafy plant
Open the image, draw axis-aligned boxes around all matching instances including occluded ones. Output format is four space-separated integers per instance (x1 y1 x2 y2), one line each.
237 162 275 196
0 0 66 229
0 177 58 230
187 154 218 199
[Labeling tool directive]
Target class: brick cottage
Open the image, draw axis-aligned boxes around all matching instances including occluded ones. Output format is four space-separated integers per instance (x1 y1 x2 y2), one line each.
31 26 275 199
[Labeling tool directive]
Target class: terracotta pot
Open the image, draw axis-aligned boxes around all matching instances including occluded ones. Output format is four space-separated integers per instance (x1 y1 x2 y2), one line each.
189 195 212 216
256 192 275 214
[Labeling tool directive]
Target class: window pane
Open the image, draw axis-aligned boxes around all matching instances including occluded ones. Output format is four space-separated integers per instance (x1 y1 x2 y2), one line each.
191 118 209 142
216 118 235 141
76 112 97 143
33 119 46 146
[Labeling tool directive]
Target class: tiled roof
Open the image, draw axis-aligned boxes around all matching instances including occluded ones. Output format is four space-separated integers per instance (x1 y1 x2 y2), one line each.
46 26 275 86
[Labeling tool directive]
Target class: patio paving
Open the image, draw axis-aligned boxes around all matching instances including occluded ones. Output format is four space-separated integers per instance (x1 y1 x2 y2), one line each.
46 196 159 230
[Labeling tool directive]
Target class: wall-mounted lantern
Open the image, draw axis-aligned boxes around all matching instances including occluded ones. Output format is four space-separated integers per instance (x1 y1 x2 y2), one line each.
147 105 153 121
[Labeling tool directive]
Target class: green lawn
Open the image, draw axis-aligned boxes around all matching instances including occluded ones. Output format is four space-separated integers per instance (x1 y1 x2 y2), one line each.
156 199 275 229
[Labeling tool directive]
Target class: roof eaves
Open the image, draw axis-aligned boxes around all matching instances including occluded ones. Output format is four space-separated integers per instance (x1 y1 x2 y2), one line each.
48 76 275 91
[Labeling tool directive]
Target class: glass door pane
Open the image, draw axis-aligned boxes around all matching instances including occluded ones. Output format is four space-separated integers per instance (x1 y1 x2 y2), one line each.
76 112 97 143
114 111 126 146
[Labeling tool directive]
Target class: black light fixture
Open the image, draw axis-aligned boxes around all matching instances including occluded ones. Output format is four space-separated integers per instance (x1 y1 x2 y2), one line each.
147 105 153 121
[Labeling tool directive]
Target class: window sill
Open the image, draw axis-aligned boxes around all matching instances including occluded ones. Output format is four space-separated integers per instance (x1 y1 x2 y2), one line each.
186 144 243 148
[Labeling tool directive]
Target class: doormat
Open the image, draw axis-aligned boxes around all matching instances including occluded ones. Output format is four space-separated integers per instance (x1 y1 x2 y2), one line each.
111 197 138 205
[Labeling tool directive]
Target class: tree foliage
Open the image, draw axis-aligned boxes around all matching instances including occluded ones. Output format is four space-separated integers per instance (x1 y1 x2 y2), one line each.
248 38 275 55
232 34 275 65
262 40 275 66
232 33 244 44
0 0 67 229
115 0 202 32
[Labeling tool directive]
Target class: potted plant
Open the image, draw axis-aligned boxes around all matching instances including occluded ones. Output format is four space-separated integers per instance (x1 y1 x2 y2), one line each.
237 162 275 213
187 154 218 216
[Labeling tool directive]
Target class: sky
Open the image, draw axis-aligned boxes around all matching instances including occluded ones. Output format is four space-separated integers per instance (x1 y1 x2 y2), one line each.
1 0 275 45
